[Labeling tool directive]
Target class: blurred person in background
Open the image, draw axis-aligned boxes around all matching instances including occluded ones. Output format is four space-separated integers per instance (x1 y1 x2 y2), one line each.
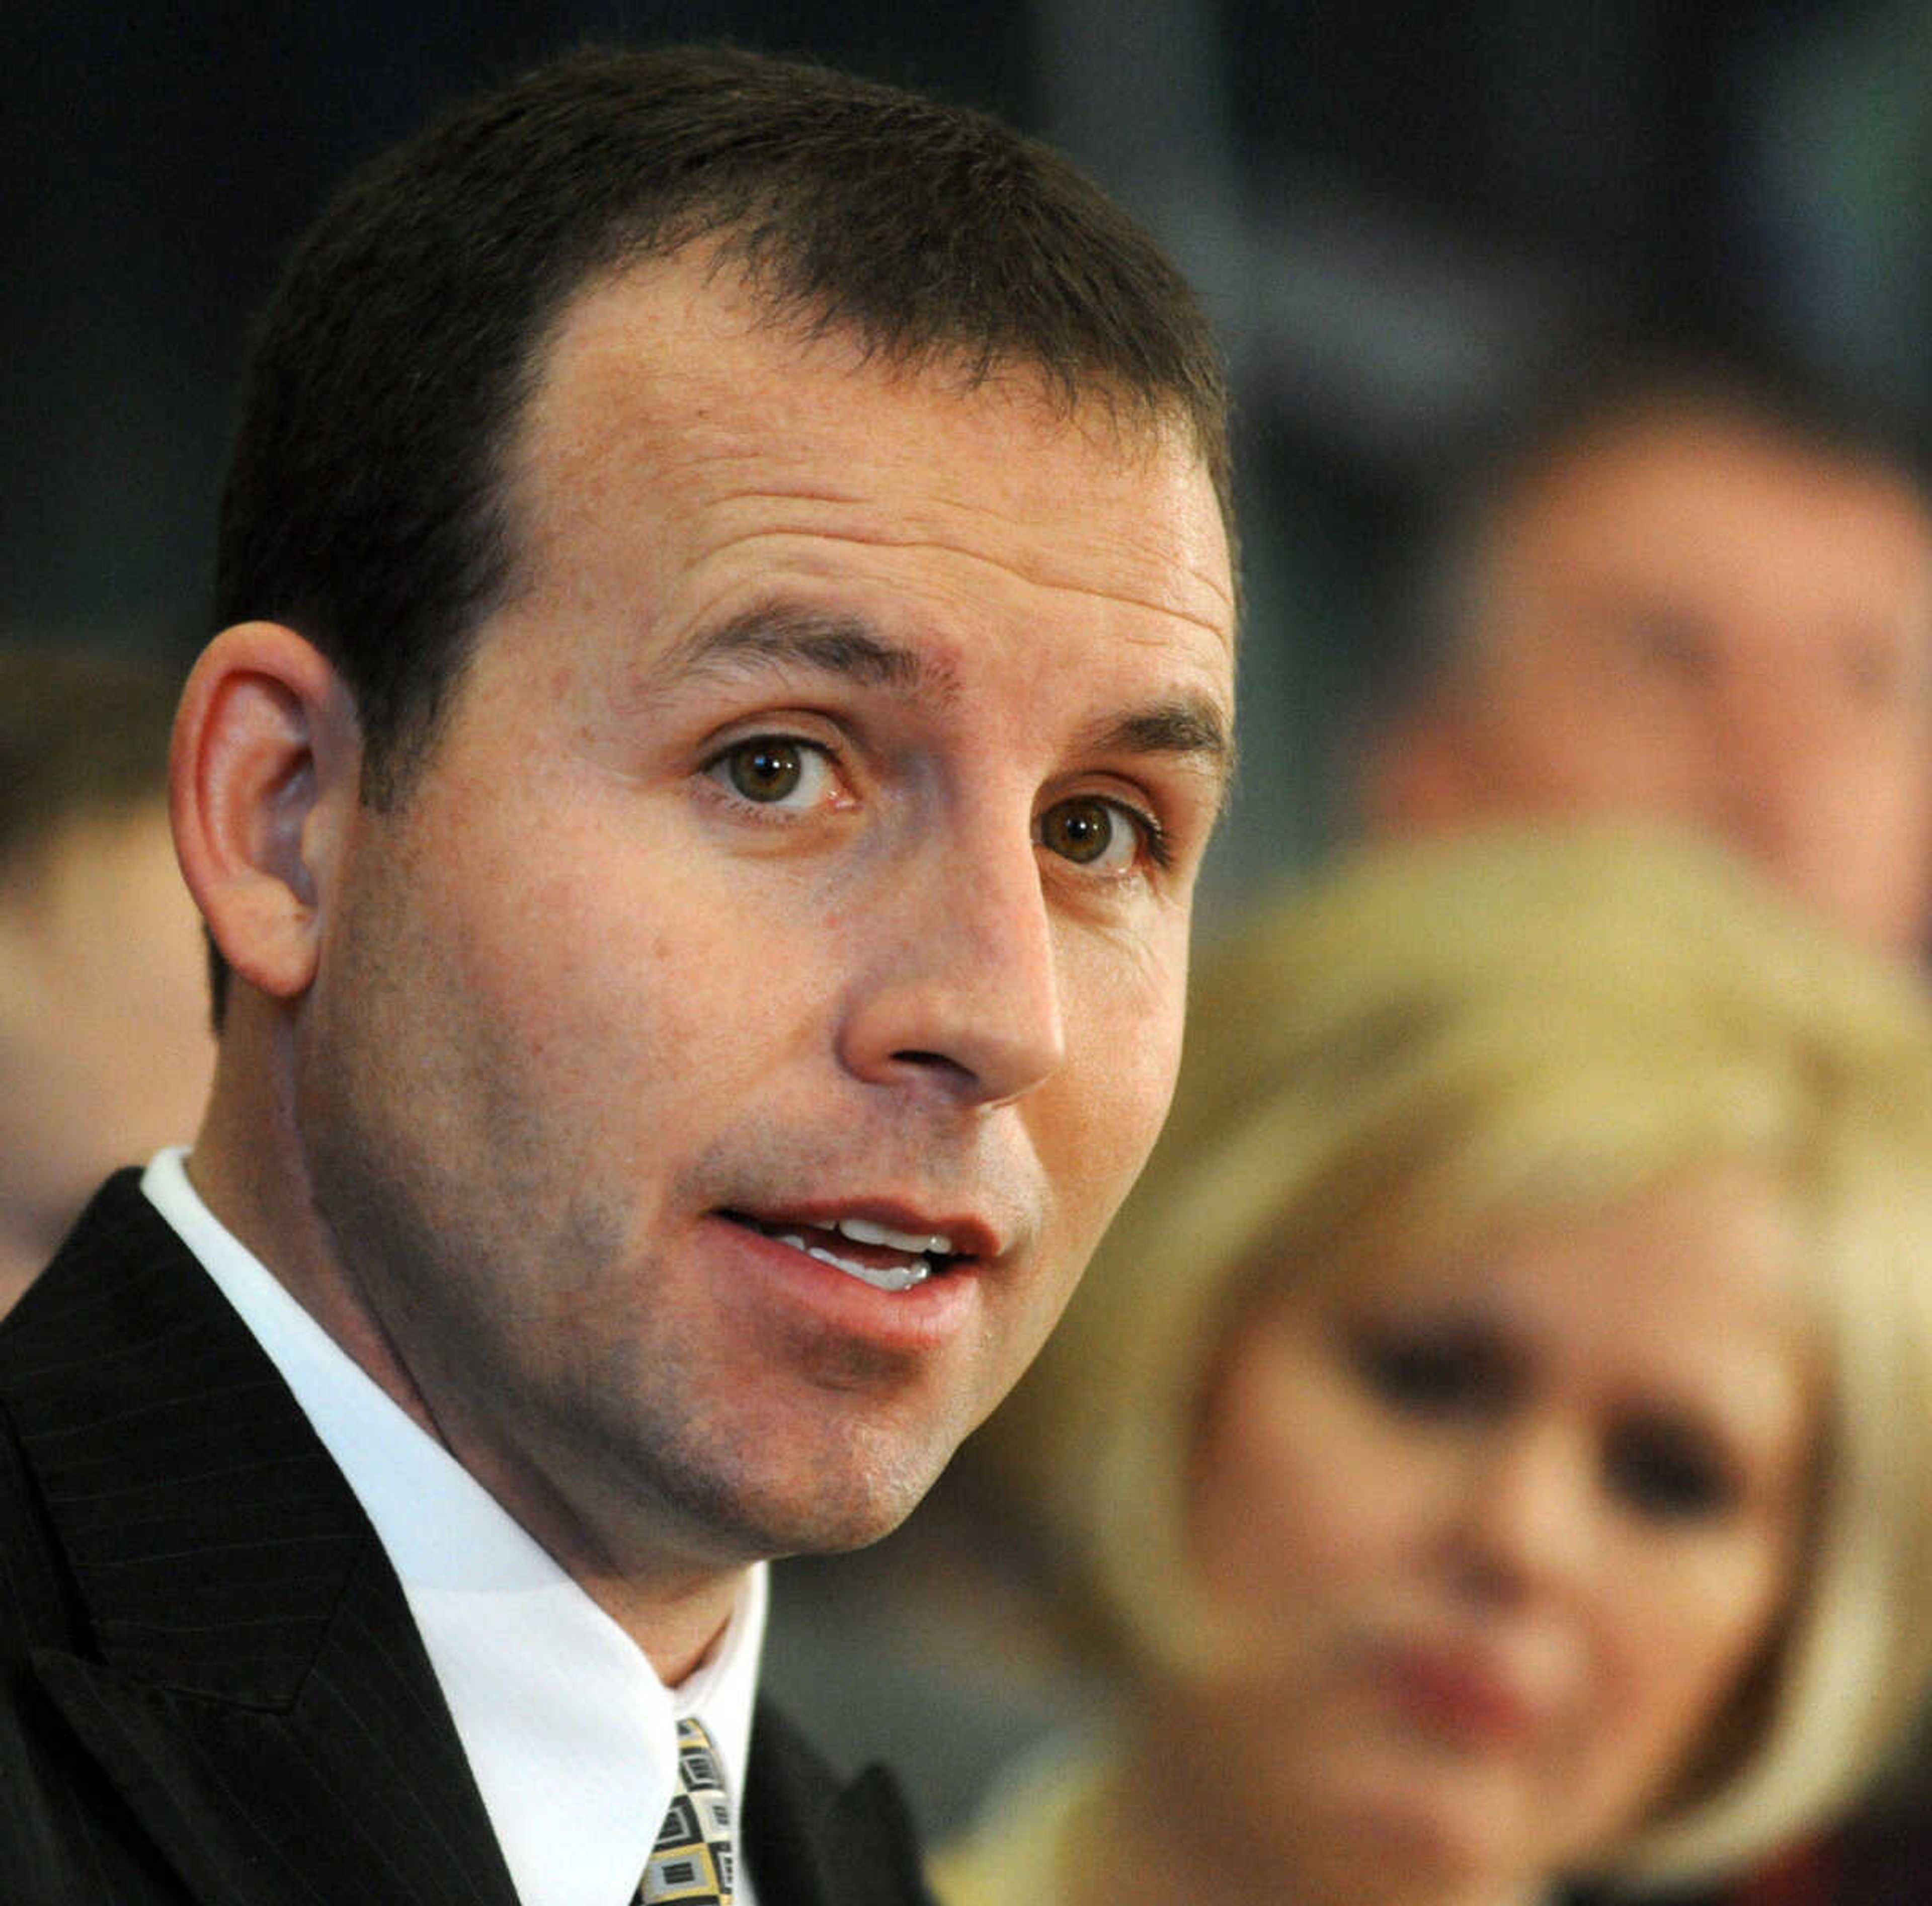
0 646 213 1308
1348 335 1932 1905
1358 339 1932 958
936 824 1932 1906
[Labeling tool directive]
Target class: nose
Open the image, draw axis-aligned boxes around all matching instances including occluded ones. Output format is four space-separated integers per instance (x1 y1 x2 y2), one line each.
1452 1420 1599 1606
835 808 1066 1109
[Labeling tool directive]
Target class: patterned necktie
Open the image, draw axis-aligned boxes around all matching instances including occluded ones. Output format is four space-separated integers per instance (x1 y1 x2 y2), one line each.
638 1716 736 1904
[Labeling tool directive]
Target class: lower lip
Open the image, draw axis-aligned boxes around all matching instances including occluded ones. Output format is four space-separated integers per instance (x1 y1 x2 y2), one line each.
1385 1650 1541 1751
704 1213 982 1354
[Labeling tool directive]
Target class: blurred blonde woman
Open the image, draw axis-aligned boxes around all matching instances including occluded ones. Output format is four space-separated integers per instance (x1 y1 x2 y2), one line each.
934 824 1932 1906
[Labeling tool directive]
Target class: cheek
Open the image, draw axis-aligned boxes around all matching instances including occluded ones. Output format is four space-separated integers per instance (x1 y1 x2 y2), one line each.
1629 1550 1790 1689
1847 738 1932 856
1053 931 1190 1189
1192 1346 1427 1621
457 821 821 1091
1584 1538 1796 1798
1544 698 1700 795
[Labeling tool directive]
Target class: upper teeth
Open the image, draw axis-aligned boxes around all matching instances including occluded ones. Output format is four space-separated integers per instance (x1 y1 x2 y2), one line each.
833 1215 954 1255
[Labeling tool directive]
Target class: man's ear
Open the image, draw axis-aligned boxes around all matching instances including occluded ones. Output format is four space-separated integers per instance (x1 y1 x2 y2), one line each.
170 622 362 1004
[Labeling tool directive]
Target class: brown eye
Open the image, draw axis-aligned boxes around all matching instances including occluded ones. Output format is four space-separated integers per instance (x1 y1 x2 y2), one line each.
1351 1319 1516 1421
724 738 805 802
704 735 841 812
1037 796 1140 872
1605 1415 1737 1523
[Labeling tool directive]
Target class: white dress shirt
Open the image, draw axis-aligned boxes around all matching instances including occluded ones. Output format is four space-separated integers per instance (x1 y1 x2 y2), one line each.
142 1147 766 1906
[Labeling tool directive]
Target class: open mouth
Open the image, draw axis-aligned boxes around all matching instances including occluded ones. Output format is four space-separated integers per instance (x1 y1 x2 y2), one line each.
723 1211 963 1292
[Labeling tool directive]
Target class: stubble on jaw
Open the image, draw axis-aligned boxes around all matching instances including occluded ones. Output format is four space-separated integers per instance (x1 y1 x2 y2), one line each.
304 1073 988 1573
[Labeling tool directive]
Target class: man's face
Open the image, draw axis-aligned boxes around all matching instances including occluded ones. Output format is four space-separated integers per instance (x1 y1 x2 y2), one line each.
298 254 1235 1585
1389 407 1932 954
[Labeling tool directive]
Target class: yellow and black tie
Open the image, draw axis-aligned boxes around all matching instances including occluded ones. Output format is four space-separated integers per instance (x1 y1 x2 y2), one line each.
637 1716 735 1904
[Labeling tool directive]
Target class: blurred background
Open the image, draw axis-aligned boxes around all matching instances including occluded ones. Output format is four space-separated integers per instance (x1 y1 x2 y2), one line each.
13 0 1932 1840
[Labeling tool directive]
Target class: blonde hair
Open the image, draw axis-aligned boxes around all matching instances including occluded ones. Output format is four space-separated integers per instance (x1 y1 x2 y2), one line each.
981 822 1932 1887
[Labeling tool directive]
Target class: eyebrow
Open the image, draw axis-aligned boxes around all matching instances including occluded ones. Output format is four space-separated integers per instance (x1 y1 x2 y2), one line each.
1091 700 1234 773
660 599 1235 796
662 604 941 696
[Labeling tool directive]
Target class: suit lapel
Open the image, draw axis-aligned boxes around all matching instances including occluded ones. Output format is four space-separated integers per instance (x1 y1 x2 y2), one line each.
2 1173 520 1906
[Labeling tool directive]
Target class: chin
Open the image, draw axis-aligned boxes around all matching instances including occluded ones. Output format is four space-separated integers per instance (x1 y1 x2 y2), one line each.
684 1432 952 1562
1289 1765 1539 1897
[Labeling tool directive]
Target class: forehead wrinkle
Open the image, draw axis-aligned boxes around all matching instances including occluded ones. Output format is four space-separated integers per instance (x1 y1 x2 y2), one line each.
681 486 1234 638
830 526 1236 635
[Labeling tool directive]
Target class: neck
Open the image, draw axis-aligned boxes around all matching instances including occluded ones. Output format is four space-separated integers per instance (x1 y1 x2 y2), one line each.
1097 1720 1549 1906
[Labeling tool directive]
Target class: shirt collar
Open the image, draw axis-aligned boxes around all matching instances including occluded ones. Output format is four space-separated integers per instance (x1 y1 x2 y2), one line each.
141 1146 767 1906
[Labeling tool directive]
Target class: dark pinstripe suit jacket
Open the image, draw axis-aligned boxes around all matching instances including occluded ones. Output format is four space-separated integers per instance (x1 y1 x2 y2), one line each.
0 1172 933 1906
